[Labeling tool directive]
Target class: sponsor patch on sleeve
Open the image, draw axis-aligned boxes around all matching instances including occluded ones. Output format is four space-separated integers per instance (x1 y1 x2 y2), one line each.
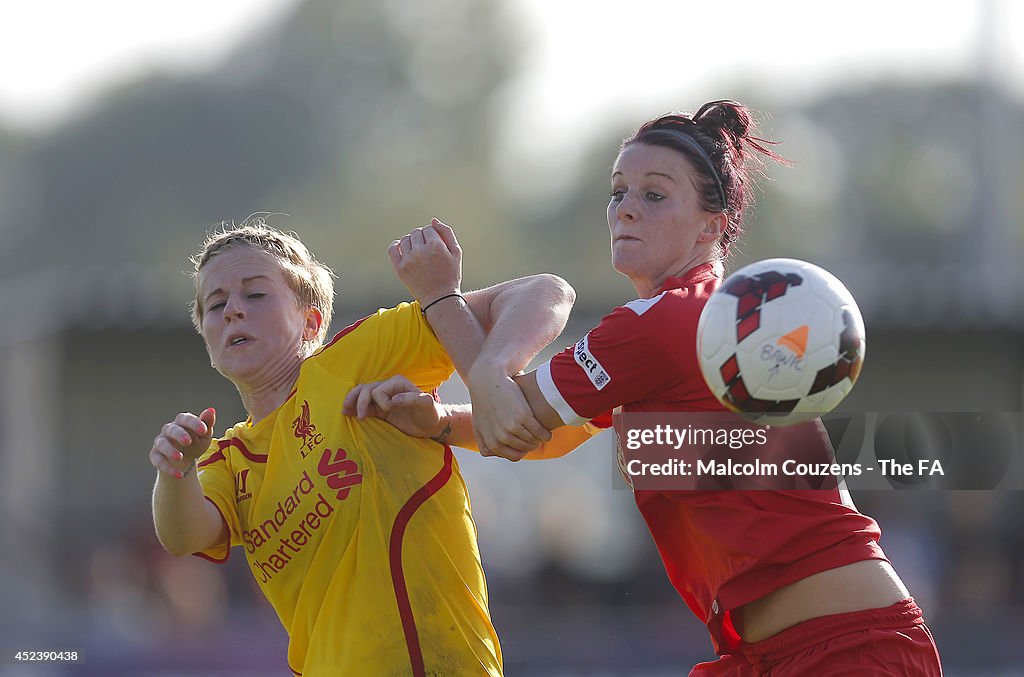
573 335 612 391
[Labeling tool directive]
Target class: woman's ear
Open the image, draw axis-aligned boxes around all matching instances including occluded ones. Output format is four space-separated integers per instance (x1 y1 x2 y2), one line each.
303 307 323 342
697 212 728 243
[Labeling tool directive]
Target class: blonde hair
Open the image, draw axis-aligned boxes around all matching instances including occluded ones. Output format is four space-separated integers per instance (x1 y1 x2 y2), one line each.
190 215 335 349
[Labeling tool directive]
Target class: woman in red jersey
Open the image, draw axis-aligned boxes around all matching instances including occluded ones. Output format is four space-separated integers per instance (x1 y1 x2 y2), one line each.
352 101 943 675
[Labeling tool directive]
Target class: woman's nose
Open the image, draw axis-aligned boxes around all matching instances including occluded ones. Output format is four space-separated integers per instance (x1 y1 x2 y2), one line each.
223 298 245 320
615 192 638 221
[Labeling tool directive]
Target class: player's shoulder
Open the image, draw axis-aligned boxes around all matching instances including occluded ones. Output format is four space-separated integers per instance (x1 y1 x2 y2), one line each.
621 290 677 318
201 418 274 466
590 278 715 361
617 284 708 325
317 303 406 349
313 302 421 358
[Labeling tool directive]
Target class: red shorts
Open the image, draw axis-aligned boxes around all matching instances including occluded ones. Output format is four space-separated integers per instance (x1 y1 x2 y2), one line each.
690 598 942 676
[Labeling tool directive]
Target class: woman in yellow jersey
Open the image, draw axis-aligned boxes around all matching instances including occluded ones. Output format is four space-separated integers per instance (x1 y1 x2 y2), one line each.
149 215 573 676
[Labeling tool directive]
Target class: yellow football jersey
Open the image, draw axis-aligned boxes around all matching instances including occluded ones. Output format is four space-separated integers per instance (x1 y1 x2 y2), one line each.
193 302 502 676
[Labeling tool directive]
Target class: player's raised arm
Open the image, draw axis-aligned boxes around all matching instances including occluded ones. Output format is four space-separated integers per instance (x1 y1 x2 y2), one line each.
387 219 575 457
150 407 227 556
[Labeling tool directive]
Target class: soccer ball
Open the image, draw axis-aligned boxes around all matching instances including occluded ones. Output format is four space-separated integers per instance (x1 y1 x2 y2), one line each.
697 258 865 426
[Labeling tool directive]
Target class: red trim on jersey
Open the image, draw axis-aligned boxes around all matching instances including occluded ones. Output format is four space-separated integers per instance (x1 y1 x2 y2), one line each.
388 445 455 677
190 497 231 564
319 314 371 351
196 449 226 469
219 437 268 463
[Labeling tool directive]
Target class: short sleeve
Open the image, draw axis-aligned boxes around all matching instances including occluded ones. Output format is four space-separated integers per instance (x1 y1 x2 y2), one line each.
536 305 678 425
192 439 241 562
314 302 454 390
586 411 614 431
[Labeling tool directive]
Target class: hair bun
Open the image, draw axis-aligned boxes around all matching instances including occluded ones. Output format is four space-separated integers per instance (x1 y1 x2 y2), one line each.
693 100 751 150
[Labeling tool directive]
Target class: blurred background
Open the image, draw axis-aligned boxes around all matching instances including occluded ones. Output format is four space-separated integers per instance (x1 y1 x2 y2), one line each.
1 0 1022 674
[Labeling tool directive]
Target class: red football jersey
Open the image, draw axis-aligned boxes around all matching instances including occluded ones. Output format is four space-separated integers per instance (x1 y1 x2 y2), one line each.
536 263 886 654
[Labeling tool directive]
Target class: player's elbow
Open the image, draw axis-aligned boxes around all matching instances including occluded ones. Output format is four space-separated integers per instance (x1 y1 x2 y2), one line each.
545 273 576 304
154 518 216 557
155 530 195 558
164 544 195 558
533 273 576 314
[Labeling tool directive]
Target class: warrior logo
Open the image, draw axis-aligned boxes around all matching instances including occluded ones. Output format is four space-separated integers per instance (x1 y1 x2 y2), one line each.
235 469 253 502
292 400 325 458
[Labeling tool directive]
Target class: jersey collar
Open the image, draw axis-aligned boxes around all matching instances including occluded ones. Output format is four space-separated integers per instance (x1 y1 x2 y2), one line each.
657 262 720 294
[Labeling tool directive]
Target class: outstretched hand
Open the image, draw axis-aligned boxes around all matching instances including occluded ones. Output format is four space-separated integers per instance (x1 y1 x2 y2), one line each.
150 407 216 478
343 375 449 440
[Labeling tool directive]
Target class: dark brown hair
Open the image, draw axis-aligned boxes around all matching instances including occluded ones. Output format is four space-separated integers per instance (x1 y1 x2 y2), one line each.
624 100 788 255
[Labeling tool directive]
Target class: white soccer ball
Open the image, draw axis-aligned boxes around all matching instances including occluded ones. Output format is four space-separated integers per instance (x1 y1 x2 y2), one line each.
697 258 865 426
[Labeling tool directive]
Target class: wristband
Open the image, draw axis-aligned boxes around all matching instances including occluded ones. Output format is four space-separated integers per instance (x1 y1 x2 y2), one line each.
421 292 464 315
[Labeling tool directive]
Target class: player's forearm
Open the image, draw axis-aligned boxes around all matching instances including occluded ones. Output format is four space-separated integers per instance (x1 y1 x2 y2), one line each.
478 274 575 375
439 403 479 451
422 296 487 382
152 471 222 556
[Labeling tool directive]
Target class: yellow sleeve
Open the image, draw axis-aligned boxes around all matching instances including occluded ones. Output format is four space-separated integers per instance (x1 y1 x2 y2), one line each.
525 424 602 460
193 439 242 562
316 301 455 390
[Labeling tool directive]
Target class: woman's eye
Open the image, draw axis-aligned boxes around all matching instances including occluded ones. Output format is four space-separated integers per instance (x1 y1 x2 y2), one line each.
248 293 266 300
609 189 625 202
209 302 225 311
645 192 665 201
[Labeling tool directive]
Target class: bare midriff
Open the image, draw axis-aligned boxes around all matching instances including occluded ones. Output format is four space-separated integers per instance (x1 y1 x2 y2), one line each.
734 560 911 643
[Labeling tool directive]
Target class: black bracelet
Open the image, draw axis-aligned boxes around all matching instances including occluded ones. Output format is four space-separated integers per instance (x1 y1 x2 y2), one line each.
421 292 464 315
